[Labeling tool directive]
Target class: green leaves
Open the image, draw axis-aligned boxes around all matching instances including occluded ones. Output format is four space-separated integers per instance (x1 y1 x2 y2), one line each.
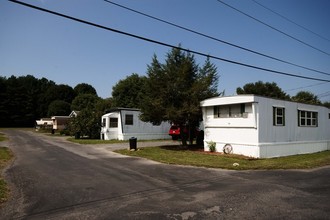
237 81 324 105
292 91 321 105
111 73 147 108
140 47 219 126
236 81 290 100
71 94 101 111
47 100 71 117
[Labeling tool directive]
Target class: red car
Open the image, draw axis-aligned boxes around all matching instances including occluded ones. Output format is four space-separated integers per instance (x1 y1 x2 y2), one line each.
169 125 185 140
169 125 200 140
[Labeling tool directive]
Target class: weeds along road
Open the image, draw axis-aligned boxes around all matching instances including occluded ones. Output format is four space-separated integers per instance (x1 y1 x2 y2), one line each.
0 129 329 219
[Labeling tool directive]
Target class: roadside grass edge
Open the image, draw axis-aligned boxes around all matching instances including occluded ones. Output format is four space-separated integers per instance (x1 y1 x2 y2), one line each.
0 132 14 204
115 146 330 170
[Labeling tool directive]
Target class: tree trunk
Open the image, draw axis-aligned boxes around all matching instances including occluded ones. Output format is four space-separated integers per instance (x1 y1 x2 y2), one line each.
188 124 194 145
180 125 187 146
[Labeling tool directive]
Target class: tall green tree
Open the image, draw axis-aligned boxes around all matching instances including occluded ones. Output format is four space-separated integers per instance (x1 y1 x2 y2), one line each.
0 75 55 127
43 84 76 104
139 47 219 145
323 102 330 108
0 76 9 127
292 91 321 105
39 84 75 117
71 94 101 111
74 83 97 96
236 81 290 100
47 100 71 117
68 108 101 139
95 98 113 113
111 73 147 108
68 95 111 139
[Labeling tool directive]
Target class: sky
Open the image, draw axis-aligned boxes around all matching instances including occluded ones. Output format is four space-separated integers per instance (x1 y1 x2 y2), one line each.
1 0 330 102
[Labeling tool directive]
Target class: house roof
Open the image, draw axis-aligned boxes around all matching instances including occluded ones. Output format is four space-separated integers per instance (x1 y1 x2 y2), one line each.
201 95 330 110
69 110 80 117
201 95 257 107
51 116 70 120
105 107 140 114
40 118 52 121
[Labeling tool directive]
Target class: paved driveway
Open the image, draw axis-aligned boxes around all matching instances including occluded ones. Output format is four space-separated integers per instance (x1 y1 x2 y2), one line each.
0 129 329 219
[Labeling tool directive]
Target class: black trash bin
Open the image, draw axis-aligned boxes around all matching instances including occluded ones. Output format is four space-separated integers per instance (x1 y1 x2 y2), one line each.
129 137 137 150
75 132 81 139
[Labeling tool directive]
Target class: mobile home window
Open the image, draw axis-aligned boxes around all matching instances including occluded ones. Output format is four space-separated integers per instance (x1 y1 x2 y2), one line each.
214 104 248 118
298 110 318 127
109 118 118 127
273 107 285 126
125 114 134 125
102 118 106 127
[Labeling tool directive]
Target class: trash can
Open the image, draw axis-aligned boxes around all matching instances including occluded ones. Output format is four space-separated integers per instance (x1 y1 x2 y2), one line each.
75 132 81 139
129 137 137 150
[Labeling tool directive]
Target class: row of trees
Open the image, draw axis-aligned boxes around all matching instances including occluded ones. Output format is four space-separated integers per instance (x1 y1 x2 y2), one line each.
236 81 330 107
0 75 111 128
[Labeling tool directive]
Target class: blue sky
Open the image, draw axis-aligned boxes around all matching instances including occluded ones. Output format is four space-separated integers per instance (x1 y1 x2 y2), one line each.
1 0 330 101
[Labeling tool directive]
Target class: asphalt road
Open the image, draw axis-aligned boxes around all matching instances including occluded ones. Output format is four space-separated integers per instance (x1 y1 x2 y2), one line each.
0 129 329 219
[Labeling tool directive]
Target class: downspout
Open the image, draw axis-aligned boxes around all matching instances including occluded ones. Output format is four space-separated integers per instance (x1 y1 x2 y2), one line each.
252 102 258 129
119 109 124 135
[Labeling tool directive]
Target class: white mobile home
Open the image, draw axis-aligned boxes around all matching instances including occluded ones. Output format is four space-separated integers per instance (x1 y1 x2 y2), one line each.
100 108 171 140
35 118 53 130
201 95 330 158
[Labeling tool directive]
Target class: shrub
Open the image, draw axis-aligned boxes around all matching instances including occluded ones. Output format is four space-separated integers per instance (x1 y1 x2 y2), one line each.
207 141 216 152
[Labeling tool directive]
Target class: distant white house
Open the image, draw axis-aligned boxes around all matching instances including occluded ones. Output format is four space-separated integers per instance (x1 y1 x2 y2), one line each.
100 108 171 140
51 110 80 131
200 95 330 158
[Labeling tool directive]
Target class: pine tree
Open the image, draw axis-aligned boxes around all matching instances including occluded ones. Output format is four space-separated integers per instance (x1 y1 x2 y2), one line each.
140 47 219 145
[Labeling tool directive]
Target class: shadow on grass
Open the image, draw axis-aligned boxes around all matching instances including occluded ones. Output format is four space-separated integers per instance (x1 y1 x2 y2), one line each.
159 144 258 160
160 144 204 151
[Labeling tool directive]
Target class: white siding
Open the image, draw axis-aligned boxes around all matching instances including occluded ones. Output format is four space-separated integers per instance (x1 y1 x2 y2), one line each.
120 110 170 140
101 109 171 140
202 102 259 157
256 96 330 143
201 95 330 158
100 112 121 140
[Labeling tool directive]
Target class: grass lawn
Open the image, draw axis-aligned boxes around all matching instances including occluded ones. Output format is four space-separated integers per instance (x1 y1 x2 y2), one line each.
0 132 14 204
0 132 7 142
67 138 126 145
115 145 330 170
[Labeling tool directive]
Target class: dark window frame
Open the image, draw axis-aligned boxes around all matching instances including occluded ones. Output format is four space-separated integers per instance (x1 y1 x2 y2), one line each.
273 107 285 126
109 117 118 128
214 104 247 118
298 110 318 127
125 114 134 125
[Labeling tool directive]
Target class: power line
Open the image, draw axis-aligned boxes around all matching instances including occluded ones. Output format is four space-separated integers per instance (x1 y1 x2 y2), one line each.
216 0 330 57
9 0 330 83
251 0 330 43
317 91 330 98
104 0 330 77
285 82 329 92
